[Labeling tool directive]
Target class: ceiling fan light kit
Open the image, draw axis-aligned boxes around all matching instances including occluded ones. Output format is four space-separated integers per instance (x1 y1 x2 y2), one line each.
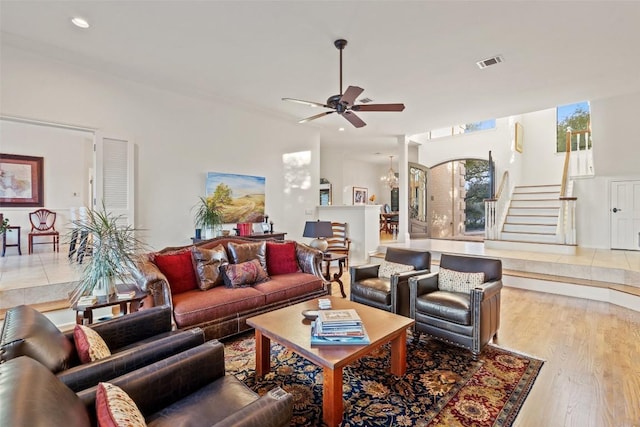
283 39 405 128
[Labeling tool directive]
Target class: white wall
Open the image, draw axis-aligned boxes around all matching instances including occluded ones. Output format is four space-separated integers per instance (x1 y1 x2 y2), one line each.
1 47 321 250
0 120 93 242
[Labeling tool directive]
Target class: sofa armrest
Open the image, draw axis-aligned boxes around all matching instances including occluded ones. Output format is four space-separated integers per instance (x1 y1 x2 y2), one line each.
295 243 324 276
78 341 226 418
133 258 173 309
349 264 380 282
87 305 173 350
213 387 293 427
58 328 205 392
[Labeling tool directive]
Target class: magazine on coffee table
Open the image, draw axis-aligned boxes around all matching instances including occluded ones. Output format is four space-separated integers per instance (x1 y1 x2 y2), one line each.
310 321 371 346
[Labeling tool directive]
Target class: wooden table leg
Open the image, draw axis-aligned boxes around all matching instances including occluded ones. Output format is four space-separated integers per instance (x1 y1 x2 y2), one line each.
254 330 271 377
323 366 343 427
390 329 408 376
333 259 347 298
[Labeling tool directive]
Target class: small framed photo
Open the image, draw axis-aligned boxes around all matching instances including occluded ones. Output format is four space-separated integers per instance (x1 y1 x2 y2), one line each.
353 186 368 205
261 223 270 233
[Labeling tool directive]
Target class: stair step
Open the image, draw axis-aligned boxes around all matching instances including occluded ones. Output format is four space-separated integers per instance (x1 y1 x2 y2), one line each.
513 185 562 194
510 199 561 208
505 214 558 224
500 231 558 243
484 239 576 255
503 223 557 233
507 207 560 216
511 192 560 200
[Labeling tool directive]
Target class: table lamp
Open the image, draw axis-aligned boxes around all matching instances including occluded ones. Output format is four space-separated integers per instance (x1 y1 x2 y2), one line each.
302 220 333 252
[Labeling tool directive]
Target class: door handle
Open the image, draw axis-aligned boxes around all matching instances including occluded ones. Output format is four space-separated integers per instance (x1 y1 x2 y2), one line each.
612 208 621 213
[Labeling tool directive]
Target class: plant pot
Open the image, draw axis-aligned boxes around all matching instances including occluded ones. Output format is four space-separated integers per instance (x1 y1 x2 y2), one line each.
92 276 117 301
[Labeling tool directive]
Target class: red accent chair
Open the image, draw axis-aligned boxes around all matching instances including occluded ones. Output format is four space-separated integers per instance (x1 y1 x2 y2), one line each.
28 209 59 254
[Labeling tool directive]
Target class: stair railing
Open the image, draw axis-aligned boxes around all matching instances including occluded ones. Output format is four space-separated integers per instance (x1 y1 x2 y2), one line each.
558 130 578 244
485 170 509 240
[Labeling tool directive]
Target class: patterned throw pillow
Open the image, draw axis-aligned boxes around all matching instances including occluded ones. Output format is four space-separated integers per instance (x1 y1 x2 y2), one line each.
154 249 199 295
265 241 300 275
221 259 270 288
73 325 111 364
438 267 485 293
378 260 415 279
96 382 146 427
227 241 267 271
191 244 229 290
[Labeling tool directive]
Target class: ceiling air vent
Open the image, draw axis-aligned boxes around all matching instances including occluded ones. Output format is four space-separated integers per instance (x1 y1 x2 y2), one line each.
359 97 373 104
476 55 504 69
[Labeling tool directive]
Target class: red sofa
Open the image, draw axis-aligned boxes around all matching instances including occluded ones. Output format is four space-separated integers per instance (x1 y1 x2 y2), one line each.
134 237 329 340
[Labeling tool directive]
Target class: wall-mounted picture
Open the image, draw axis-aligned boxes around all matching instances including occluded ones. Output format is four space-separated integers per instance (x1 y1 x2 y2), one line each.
0 154 44 207
353 186 368 205
515 122 524 153
206 172 265 223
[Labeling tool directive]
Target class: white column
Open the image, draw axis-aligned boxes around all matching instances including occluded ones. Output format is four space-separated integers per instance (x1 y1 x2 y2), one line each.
397 135 410 243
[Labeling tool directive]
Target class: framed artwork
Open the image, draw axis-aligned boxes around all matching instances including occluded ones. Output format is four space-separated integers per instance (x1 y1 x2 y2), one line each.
206 172 265 223
353 186 368 205
515 122 524 153
0 154 44 207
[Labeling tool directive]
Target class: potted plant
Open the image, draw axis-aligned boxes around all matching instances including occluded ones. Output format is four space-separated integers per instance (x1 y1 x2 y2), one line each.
0 214 9 235
193 195 222 239
68 204 146 304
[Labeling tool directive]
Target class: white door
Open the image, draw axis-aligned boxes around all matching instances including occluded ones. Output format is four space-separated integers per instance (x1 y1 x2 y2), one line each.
93 131 135 226
610 180 640 250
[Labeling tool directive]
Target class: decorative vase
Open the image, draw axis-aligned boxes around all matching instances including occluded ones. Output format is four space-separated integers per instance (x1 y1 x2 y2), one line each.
93 276 117 301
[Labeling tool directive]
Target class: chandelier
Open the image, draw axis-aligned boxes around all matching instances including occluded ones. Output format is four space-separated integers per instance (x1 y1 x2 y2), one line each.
381 155 399 189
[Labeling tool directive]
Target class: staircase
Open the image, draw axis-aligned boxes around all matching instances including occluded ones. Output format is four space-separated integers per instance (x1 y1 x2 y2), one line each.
485 184 577 254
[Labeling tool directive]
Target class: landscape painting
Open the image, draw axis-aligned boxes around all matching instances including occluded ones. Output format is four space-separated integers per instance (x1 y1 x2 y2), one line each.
206 172 265 223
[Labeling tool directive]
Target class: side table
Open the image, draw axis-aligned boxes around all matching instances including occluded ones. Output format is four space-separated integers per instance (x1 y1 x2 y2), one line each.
72 284 147 325
322 252 348 298
2 226 22 256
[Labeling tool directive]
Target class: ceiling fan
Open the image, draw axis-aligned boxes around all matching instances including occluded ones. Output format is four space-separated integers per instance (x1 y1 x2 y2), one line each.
282 39 405 128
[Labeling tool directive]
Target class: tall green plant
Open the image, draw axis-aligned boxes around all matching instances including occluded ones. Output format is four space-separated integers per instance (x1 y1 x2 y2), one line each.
68 204 146 303
193 196 222 230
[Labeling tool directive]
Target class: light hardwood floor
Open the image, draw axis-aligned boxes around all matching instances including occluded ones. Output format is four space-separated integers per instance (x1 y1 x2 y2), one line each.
334 271 640 427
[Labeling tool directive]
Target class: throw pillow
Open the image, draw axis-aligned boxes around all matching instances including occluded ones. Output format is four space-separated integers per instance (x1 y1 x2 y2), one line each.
378 260 415 279
191 244 229 290
220 259 269 288
74 325 112 364
96 382 146 427
438 267 485 293
153 249 198 295
265 241 300 275
227 241 267 271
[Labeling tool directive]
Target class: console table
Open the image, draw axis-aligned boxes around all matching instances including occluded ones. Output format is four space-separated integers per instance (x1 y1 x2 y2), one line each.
191 232 287 243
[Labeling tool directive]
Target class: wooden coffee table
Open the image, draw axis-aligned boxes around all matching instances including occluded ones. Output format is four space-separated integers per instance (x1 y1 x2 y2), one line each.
246 296 414 427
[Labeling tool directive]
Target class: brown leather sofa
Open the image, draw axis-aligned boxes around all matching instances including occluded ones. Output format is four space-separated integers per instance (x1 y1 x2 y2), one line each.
349 247 432 317
134 236 329 340
0 304 204 391
1 342 293 427
409 254 502 359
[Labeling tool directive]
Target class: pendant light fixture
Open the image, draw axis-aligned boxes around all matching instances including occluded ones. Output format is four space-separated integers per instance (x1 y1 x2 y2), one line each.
381 155 399 189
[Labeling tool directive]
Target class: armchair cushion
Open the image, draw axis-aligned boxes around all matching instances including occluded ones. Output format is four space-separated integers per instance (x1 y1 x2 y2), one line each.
154 250 198 295
191 244 229 290
73 325 112 364
96 382 146 427
351 278 392 306
417 291 471 325
438 267 485 293
378 260 415 279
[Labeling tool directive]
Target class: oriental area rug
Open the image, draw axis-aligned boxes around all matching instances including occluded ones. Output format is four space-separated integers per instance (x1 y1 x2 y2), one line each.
224 334 543 427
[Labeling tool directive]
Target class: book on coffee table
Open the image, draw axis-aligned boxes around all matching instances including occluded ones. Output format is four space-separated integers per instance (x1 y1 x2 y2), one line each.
310 321 370 346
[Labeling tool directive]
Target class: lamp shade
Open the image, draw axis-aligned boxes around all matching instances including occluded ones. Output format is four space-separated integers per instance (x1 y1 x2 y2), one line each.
303 220 333 252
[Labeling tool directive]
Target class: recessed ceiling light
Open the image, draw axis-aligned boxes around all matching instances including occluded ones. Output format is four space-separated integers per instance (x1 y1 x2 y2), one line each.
71 17 90 29
338 127 345 132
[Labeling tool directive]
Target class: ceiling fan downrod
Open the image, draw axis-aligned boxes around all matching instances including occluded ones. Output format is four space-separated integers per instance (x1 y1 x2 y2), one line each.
334 39 347 96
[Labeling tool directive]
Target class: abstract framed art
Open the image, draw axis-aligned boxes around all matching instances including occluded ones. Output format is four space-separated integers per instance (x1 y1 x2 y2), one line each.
0 154 44 207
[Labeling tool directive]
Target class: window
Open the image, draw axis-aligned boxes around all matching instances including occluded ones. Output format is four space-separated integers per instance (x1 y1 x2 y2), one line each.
556 101 591 152
426 119 496 140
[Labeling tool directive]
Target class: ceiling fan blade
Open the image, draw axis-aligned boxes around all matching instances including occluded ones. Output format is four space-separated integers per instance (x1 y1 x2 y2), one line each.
339 86 364 106
298 111 335 124
352 103 406 112
342 111 366 128
282 98 329 108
